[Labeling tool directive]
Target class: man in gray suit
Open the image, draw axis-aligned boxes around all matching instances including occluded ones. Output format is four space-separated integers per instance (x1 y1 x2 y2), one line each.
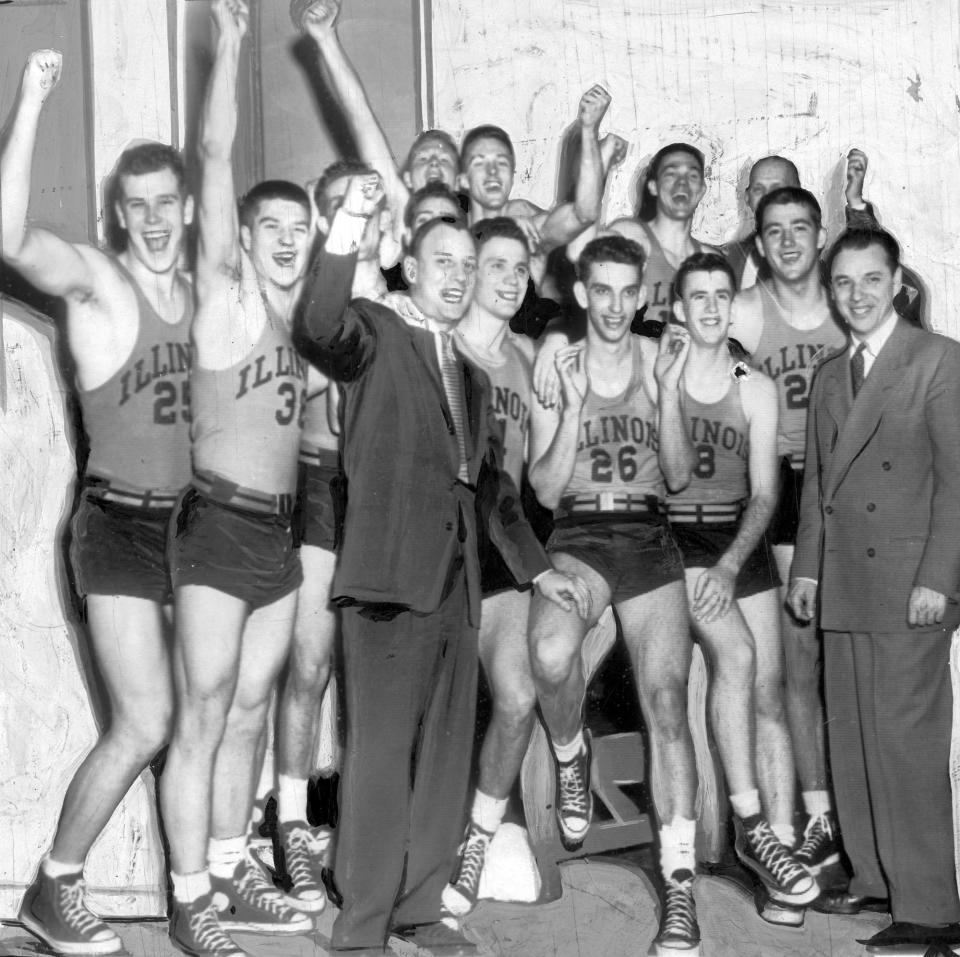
789 227 960 954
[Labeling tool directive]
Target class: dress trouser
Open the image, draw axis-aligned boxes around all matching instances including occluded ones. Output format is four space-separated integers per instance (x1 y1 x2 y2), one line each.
824 630 960 924
331 569 478 949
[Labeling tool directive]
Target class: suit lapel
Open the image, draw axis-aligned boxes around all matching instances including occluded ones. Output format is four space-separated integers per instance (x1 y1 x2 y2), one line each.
824 320 910 499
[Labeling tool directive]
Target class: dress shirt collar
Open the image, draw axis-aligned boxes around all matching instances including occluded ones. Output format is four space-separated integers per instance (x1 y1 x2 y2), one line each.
848 307 898 375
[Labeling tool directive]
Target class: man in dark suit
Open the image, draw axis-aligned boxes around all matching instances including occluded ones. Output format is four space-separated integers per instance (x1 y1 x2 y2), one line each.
789 227 960 954
298 178 589 956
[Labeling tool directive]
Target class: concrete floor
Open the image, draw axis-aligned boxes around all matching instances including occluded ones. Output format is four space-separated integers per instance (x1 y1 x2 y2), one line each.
0 858 888 957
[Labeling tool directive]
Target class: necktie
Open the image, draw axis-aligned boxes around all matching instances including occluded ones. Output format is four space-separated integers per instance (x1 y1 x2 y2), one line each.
439 332 471 483
850 341 867 398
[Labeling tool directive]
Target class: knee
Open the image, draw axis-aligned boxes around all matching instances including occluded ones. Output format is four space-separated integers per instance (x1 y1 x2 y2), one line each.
529 633 578 688
111 703 173 760
491 680 537 733
644 680 690 742
712 637 755 683
286 649 332 696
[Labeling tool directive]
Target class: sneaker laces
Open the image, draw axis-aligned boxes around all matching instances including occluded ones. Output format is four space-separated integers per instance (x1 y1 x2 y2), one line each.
748 822 807 889
189 897 239 957
660 877 697 940
236 862 294 916
797 813 834 857
557 753 589 822
57 879 111 939
285 827 329 887
452 825 491 896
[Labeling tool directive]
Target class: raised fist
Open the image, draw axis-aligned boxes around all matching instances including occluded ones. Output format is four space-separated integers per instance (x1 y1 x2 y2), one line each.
341 172 385 219
291 0 340 36
578 84 611 131
22 50 62 105
601 133 628 171
212 0 249 40
845 148 868 205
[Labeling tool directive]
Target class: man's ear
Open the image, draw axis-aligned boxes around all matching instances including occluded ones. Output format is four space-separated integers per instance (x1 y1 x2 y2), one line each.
402 254 418 286
316 215 331 236
183 195 195 227
647 177 658 197
816 226 828 252
573 279 588 310
114 202 127 231
754 232 767 260
672 299 686 324
402 170 413 190
637 283 648 310
894 264 904 291
458 171 471 194
239 224 252 254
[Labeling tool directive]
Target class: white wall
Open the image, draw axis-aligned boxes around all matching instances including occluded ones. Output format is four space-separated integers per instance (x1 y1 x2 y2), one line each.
428 0 960 336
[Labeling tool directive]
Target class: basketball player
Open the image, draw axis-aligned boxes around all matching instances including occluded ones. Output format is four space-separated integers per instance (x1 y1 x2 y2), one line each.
728 186 848 879
527 234 705 955
668 253 818 920
158 3 354 954
3 50 191 956
440 217 538 916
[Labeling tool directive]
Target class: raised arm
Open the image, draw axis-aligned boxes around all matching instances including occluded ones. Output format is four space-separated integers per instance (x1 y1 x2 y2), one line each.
301 0 408 224
533 86 609 253
528 345 587 508
652 324 695 492
297 174 380 381
692 373 779 623
1 50 94 297
195 0 247 295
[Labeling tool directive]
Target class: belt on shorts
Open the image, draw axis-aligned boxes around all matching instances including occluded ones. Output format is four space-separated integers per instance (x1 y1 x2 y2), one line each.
83 475 180 510
192 470 294 518
556 492 666 519
668 501 745 524
299 444 339 468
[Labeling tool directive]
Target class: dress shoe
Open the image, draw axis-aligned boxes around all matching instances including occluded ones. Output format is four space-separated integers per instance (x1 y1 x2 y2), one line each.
858 921 960 955
394 920 478 956
811 888 889 915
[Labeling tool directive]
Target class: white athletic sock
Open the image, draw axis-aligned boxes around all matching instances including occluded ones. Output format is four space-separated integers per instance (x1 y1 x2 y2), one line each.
42 857 83 879
659 818 697 882
278 773 309 824
207 834 246 880
771 821 797 848
802 790 831 818
471 790 508 834
553 730 585 763
729 789 762 820
171 869 211 904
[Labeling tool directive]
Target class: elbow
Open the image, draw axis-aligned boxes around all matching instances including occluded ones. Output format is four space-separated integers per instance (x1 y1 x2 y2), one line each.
665 467 692 495
529 472 558 510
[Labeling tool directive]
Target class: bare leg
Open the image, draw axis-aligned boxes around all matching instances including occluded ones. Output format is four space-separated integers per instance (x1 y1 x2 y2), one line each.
477 589 536 799
682 569 757 797
51 595 173 864
276 545 337 780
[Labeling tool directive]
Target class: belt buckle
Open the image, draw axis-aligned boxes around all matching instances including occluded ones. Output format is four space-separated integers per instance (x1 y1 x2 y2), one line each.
599 491 614 512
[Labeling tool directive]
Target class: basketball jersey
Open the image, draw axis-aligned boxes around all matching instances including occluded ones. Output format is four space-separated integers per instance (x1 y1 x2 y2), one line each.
638 221 709 328
455 330 531 487
669 379 750 508
79 267 193 495
191 299 307 496
564 338 664 505
750 282 847 467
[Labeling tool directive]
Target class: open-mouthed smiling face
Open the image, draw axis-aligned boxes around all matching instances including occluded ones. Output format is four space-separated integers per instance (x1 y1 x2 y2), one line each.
242 197 312 290
115 167 192 273
405 223 477 326
649 150 706 221
475 236 529 321
757 201 825 283
460 136 515 211
575 261 645 344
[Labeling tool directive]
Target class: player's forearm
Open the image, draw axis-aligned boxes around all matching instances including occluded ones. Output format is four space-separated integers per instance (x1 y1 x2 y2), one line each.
0 91 43 261
313 31 398 182
572 118 603 228
658 391 695 492
200 31 242 163
529 412 581 509
719 492 776 574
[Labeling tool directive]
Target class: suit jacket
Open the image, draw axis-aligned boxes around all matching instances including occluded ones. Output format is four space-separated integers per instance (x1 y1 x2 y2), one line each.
793 318 960 633
296 251 550 622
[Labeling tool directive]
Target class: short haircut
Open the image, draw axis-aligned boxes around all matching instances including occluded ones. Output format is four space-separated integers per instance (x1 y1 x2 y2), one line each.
105 142 188 251
402 129 460 174
577 234 645 284
238 180 311 230
407 214 474 261
404 181 465 230
826 227 901 277
749 154 800 187
754 185 822 232
673 252 736 300
637 142 705 220
472 216 530 256
460 124 515 168
313 159 372 217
